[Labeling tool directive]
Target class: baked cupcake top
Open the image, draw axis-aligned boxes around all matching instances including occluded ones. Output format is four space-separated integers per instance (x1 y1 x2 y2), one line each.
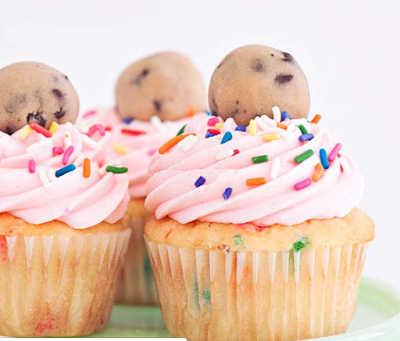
80 108 189 198
145 112 363 227
0 122 129 229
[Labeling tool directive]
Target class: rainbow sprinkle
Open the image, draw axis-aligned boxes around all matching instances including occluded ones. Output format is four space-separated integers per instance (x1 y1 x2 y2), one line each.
233 149 240 155
272 106 281 122
87 124 106 137
106 166 128 174
221 131 233 144
64 132 72 148
261 115 277 128
176 125 186 136
208 129 220 136
222 187 233 200
159 134 194 154
299 133 314 142
26 138 53 154
246 177 267 186
83 158 91 178
339 156 352 176
216 149 234 160
249 119 257 136
319 148 329 169
82 135 101 151
312 163 324 182
235 125 246 132
29 122 52 138
82 110 97 119
113 143 130 155
270 158 281 180
282 111 290 121
123 117 133 124
49 122 59 134
28 159 36 174
208 117 219 126
178 134 197 151
39 170 51 188
311 114 322 124
195 176 206 187
328 143 342 162
151 115 166 131
19 125 33 139
53 146 64 155
56 164 76 177
62 146 74 165
295 149 314 163
187 107 196 117
215 122 225 130
298 125 308 135
262 133 281 142
252 155 269 164
121 128 146 136
294 178 312 191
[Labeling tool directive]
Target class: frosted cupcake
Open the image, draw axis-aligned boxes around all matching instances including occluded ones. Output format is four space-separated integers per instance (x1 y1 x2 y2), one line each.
0 62 131 337
80 51 207 305
144 46 375 341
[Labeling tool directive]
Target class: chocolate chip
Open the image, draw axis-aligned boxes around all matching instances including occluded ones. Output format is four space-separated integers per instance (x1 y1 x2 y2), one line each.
212 111 218 116
231 108 239 117
54 110 66 119
130 68 150 86
282 52 293 62
52 89 63 99
27 113 46 127
153 99 162 112
5 126 16 135
275 74 293 84
64 75 69 81
271 53 275 57
251 58 265 73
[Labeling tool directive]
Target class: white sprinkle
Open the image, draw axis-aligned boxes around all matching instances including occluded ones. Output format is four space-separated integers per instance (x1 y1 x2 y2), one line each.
286 123 296 134
272 106 281 122
216 149 234 160
74 153 85 167
64 132 72 148
270 158 281 180
26 138 53 154
291 118 308 126
255 116 270 131
65 122 73 127
98 131 110 146
178 135 198 152
39 170 51 188
82 135 102 151
150 115 166 131
99 159 122 175
75 123 89 134
261 115 277 128
47 169 56 182
339 156 352 177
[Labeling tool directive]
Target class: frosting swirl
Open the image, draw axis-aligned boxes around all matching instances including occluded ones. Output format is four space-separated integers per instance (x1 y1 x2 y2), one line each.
0 123 129 229
145 114 364 226
79 108 188 198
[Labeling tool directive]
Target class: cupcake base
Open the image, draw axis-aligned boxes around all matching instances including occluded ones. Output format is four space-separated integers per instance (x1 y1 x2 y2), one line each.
0 213 131 337
115 198 158 305
145 208 375 341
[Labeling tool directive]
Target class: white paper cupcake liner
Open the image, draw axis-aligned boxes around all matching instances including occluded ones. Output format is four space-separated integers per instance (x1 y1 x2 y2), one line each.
145 238 369 341
116 214 158 305
0 229 131 337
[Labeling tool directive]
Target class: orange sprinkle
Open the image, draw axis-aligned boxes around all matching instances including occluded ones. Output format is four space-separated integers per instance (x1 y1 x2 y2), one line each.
83 158 91 178
312 163 324 182
187 107 196 117
277 122 288 130
246 177 267 186
159 134 195 154
311 114 322 124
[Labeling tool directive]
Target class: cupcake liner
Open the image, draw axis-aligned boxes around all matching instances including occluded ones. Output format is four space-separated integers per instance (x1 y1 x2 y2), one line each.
0 228 131 337
145 237 369 341
116 213 158 305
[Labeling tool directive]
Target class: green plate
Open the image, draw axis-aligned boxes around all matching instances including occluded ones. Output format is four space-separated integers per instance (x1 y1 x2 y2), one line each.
90 277 400 339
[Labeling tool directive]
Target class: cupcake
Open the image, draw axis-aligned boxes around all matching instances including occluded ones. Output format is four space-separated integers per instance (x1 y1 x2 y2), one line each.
144 45 375 341
80 51 207 305
0 62 131 337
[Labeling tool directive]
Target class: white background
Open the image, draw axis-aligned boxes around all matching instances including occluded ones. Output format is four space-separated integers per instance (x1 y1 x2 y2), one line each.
0 1 399 287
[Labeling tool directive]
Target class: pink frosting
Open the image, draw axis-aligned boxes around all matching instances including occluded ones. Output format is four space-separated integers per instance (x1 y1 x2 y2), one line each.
145 114 364 226
79 109 188 198
0 123 129 229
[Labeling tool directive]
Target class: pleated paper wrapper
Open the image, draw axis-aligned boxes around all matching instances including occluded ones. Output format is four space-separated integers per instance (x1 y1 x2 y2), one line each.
0 228 131 337
145 238 369 341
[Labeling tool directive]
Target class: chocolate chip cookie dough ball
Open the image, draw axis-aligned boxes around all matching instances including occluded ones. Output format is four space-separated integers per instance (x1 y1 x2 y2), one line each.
209 45 310 126
0 62 79 134
115 52 206 121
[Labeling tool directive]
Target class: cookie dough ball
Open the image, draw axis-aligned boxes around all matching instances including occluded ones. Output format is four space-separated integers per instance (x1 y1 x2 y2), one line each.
209 45 310 126
115 52 206 121
0 62 79 134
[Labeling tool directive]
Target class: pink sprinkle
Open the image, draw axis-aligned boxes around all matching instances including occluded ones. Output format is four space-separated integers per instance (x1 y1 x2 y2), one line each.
82 110 97 119
207 117 219 126
28 159 36 173
147 148 157 156
328 143 342 162
294 178 312 191
87 124 106 137
53 146 64 155
62 146 74 165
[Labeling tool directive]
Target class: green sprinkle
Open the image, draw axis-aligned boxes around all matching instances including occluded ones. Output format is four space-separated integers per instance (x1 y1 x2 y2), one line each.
233 234 245 247
106 166 128 174
294 149 314 163
293 236 310 252
299 125 308 134
176 124 186 136
252 155 269 164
